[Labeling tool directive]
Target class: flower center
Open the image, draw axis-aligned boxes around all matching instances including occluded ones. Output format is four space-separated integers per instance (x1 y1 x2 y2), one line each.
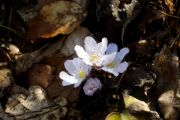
79 70 86 79
90 54 99 62
107 61 116 68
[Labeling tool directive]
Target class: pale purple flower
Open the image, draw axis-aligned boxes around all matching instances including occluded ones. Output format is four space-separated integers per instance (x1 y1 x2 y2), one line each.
59 58 91 87
74 36 116 67
83 78 102 96
101 43 129 76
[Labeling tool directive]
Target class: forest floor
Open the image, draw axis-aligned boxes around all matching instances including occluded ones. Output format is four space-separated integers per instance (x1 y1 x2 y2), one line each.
0 0 180 120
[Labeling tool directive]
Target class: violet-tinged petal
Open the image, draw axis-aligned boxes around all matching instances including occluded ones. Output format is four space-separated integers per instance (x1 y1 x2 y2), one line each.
106 43 118 54
59 58 92 87
117 61 128 73
64 60 77 75
101 52 116 66
101 66 119 76
116 47 129 62
83 78 102 96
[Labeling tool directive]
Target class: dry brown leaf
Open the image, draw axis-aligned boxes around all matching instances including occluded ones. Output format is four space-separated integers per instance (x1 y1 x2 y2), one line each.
0 68 12 88
15 37 64 75
164 0 175 14
0 104 14 120
5 86 67 119
15 27 90 75
25 0 87 43
153 46 179 120
28 64 55 88
60 26 91 56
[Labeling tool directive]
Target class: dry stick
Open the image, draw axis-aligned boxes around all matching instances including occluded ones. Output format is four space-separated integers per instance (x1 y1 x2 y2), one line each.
170 28 180 48
15 39 64 75
121 22 128 47
0 25 24 38
158 10 180 19
8 8 13 36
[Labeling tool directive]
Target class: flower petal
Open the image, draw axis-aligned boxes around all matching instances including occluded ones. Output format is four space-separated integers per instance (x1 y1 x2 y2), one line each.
74 45 91 65
72 58 84 70
83 77 102 96
80 63 91 74
117 61 128 73
62 80 73 86
101 66 119 76
101 52 116 66
98 37 108 54
64 60 77 75
116 47 129 62
106 43 118 54
74 80 83 87
84 36 97 54
59 71 78 85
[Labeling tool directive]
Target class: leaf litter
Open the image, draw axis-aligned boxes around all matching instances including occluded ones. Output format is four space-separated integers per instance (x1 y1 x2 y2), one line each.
0 0 180 120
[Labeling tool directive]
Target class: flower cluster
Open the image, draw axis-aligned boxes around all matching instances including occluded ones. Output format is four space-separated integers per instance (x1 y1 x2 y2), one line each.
59 36 129 96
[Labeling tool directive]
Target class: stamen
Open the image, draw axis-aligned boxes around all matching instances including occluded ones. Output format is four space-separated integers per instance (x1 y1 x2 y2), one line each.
90 54 98 62
107 61 116 68
79 70 86 79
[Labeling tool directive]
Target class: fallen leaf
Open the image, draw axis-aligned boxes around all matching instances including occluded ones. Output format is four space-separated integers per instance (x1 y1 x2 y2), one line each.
0 68 12 88
60 26 91 56
123 94 162 120
105 111 138 120
164 0 175 14
123 94 150 112
28 64 55 88
5 86 67 119
153 46 179 119
25 0 87 43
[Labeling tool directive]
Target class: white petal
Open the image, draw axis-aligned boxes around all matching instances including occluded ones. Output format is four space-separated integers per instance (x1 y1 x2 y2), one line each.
106 43 118 54
100 37 108 54
101 67 119 76
101 52 116 66
59 71 78 85
96 37 108 55
74 45 91 65
84 36 97 54
62 80 73 86
81 63 91 74
72 58 84 69
117 61 128 73
74 80 83 88
64 60 77 75
116 47 129 62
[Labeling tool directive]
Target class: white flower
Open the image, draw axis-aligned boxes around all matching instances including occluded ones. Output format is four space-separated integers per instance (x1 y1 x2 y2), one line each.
101 43 129 76
74 36 116 67
83 77 102 96
59 58 91 87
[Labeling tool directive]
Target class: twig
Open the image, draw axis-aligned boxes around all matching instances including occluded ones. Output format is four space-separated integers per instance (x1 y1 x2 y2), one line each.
0 25 24 38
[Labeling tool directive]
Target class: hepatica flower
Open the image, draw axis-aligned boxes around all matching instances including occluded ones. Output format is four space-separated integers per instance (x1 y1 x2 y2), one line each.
83 77 102 96
101 43 129 76
59 58 91 87
74 36 116 67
